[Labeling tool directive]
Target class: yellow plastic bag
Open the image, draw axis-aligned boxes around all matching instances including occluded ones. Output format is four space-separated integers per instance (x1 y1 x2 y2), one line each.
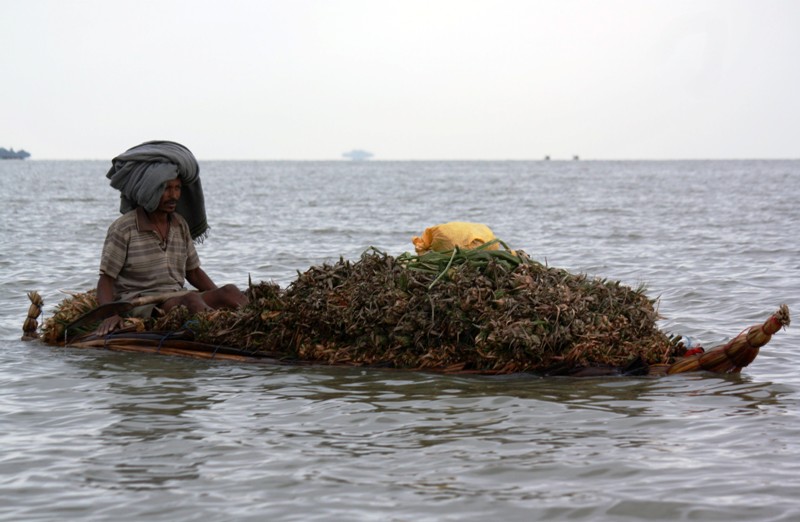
412 222 499 255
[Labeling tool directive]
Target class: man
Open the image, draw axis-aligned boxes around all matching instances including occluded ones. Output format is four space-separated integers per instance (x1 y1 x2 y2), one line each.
95 140 246 336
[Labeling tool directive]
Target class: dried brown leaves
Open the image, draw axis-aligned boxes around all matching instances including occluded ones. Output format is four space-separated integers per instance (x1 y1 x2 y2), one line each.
37 248 685 374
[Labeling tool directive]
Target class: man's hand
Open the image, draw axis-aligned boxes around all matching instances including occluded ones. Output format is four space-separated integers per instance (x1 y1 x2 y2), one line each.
96 314 123 336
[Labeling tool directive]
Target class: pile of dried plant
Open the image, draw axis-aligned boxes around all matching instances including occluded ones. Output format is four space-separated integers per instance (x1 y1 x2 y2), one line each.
39 243 687 375
158 244 684 374
39 289 152 343
40 290 100 343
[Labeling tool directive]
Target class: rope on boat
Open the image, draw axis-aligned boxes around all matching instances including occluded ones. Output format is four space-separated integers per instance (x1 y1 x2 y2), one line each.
176 319 223 358
155 331 171 353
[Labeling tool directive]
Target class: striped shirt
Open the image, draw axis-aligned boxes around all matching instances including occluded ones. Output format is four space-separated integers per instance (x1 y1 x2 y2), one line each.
99 207 201 301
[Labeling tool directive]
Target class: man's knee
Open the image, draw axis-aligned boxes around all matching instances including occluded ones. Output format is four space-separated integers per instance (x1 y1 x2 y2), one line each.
162 292 209 314
221 284 248 307
183 292 212 313
205 284 247 309
219 283 239 295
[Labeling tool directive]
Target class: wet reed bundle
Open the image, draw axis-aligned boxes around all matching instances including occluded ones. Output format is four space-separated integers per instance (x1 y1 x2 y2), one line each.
665 304 790 374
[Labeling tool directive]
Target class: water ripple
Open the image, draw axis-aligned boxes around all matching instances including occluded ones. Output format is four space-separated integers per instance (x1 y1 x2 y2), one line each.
1 160 799 521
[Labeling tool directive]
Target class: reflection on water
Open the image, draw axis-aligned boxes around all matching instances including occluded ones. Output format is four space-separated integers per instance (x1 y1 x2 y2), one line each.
3 341 800 520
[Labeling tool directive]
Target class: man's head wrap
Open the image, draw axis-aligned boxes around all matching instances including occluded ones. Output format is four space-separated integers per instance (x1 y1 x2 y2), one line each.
106 140 208 241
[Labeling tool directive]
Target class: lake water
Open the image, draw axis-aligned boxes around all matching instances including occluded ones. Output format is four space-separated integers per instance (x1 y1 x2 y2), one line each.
1 159 798 521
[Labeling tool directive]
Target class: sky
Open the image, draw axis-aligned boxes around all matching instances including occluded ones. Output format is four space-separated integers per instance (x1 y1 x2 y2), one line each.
2 0 799 160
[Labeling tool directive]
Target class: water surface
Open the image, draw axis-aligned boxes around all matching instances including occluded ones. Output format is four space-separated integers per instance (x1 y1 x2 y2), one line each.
1 160 798 521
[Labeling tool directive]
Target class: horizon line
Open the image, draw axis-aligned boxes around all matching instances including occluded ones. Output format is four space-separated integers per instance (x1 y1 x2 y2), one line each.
13 156 800 162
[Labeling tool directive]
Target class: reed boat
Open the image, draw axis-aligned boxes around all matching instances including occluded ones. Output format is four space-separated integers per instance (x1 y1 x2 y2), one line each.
20 245 791 378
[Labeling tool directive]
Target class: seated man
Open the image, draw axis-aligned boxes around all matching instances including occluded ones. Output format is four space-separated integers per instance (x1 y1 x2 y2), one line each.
95 141 247 336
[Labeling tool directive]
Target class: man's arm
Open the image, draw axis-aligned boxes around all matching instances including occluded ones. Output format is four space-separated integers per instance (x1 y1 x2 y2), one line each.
95 273 122 336
96 273 116 305
186 267 218 293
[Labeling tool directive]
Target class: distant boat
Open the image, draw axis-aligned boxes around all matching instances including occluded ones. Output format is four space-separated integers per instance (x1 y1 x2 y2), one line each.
0 147 31 160
342 149 373 161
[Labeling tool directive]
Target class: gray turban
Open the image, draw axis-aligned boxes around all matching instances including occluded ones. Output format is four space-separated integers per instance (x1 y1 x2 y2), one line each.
106 140 208 241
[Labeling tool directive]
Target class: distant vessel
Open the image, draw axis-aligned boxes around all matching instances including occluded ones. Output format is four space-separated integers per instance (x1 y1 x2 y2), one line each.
0 147 31 160
342 149 373 161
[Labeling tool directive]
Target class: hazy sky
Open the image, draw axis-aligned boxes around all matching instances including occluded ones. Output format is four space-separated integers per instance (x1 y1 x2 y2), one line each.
2 0 799 160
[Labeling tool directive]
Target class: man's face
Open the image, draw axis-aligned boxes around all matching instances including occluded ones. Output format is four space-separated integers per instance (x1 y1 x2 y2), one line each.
158 178 182 213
